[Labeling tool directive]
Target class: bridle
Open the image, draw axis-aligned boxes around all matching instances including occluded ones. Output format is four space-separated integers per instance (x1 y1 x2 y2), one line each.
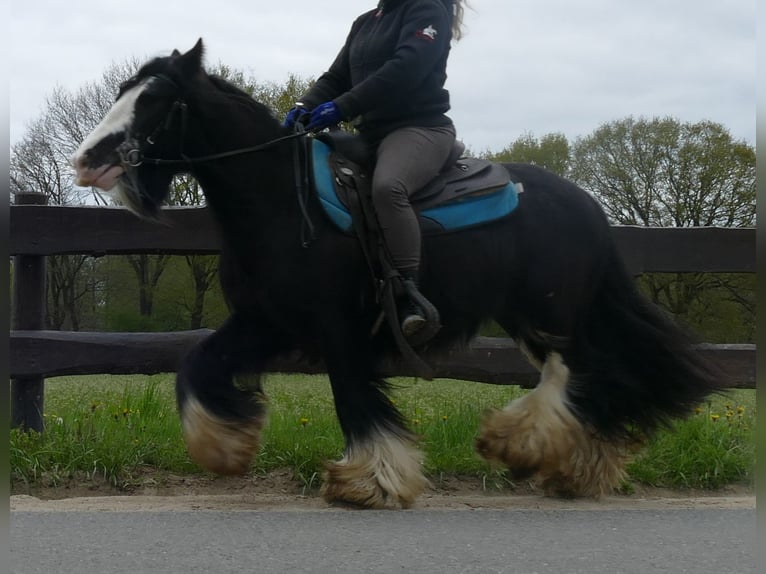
115 73 316 245
116 74 309 169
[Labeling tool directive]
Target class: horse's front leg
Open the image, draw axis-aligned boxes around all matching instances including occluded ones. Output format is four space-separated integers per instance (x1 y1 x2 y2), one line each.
319 324 428 509
176 313 284 475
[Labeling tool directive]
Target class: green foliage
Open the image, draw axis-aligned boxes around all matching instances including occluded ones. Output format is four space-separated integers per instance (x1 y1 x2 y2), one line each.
93 255 227 332
482 131 571 176
211 64 314 119
637 272 755 343
478 320 509 337
569 116 755 227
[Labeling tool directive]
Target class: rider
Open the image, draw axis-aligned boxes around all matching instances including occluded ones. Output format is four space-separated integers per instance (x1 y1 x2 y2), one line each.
284 0 467 338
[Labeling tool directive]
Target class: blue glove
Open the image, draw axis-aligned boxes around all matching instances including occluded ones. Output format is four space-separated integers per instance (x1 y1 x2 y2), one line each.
283 104 309 128
306 101 342 131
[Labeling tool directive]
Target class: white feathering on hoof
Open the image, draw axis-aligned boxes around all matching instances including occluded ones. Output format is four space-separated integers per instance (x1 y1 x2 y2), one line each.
321 426 428 509
476 352 631 497
181 396 266 475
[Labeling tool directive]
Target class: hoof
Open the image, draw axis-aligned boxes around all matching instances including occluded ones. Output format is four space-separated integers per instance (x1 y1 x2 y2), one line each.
477 405 630 498
476 353 630 498
321 428 428 509
180 396 266 475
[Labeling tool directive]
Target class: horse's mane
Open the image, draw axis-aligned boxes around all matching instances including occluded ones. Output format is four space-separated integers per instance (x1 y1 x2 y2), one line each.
207 75 278 121
122 52 278 123
208 75 254 100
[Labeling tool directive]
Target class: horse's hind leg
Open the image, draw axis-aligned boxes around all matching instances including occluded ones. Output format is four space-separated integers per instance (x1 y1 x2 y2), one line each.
477 265 631 497
176 313 282 475
318 324 427 509
476 352 629 497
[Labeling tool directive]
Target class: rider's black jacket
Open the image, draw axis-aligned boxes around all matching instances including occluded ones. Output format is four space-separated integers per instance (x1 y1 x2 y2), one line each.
300 0 454 144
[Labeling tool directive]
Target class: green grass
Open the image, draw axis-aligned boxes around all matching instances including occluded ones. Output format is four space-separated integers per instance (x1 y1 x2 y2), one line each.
627 399 756 489
9 374 756 493
10 376 197 489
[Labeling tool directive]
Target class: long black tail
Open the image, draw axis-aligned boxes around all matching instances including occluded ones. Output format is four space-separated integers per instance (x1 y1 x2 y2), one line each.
565 244 723 440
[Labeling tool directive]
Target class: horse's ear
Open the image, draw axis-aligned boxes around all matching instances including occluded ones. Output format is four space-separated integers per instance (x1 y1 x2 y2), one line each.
178 38 205 76
171 49 181 56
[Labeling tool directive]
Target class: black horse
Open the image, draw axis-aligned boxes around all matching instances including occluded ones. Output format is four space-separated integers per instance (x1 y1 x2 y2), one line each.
72 40 719 508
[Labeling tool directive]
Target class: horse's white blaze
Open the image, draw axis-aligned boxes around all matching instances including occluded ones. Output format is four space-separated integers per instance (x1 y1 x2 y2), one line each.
321 426 427 508
71 80 149 188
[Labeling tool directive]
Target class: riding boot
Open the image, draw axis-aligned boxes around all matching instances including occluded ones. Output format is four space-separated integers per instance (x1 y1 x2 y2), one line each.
399 270 427 338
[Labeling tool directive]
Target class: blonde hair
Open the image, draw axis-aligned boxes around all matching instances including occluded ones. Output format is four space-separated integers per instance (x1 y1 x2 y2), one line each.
450 0 469 41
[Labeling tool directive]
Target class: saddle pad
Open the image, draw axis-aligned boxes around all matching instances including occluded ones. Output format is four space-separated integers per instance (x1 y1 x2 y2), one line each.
312 139 519 234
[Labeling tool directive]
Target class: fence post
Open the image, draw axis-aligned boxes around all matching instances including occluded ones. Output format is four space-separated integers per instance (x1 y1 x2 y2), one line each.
11 192 48 431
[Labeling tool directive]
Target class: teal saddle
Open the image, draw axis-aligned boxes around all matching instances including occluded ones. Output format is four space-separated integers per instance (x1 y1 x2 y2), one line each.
309 133 521 234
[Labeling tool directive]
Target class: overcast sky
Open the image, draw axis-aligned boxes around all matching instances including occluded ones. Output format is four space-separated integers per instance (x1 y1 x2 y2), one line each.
9 0 756 153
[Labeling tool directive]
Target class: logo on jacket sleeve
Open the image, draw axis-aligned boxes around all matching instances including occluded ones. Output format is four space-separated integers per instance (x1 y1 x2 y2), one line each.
416 25 438 41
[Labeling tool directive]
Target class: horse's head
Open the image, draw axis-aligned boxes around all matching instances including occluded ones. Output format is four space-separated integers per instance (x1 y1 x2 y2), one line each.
71 39 207 218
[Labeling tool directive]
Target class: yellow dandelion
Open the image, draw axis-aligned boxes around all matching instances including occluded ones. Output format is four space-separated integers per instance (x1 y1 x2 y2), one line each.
694 406 703 415
441 415 448 422
737 406 745 414
710 414 720 422
299 417 309 427
412 419 421 426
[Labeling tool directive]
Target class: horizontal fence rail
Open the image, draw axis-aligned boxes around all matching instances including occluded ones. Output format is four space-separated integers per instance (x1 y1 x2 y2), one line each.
9 199 757 431
9 331 756 389
10 205 756 274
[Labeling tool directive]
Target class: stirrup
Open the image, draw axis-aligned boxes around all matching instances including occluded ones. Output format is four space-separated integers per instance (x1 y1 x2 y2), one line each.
401 303 427 338
399 279 441 345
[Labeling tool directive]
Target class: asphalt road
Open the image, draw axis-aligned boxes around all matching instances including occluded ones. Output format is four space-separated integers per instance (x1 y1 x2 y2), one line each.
11 507 755 574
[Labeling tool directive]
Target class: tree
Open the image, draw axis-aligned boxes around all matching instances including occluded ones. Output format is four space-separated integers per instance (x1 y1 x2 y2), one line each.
11 107 92 329
482 132 571 177
569 117 755 342
10 58 174 328
570 117 755 228
212 65 313 119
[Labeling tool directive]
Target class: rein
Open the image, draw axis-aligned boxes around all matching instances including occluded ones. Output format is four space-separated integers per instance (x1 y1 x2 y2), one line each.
119 105 309 168
136 129 309 167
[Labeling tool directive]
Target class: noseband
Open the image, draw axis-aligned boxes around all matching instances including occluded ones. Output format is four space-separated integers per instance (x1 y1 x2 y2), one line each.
117 74 308 169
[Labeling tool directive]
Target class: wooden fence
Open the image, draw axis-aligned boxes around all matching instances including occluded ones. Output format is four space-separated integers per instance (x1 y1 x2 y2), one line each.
9 193 757 431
